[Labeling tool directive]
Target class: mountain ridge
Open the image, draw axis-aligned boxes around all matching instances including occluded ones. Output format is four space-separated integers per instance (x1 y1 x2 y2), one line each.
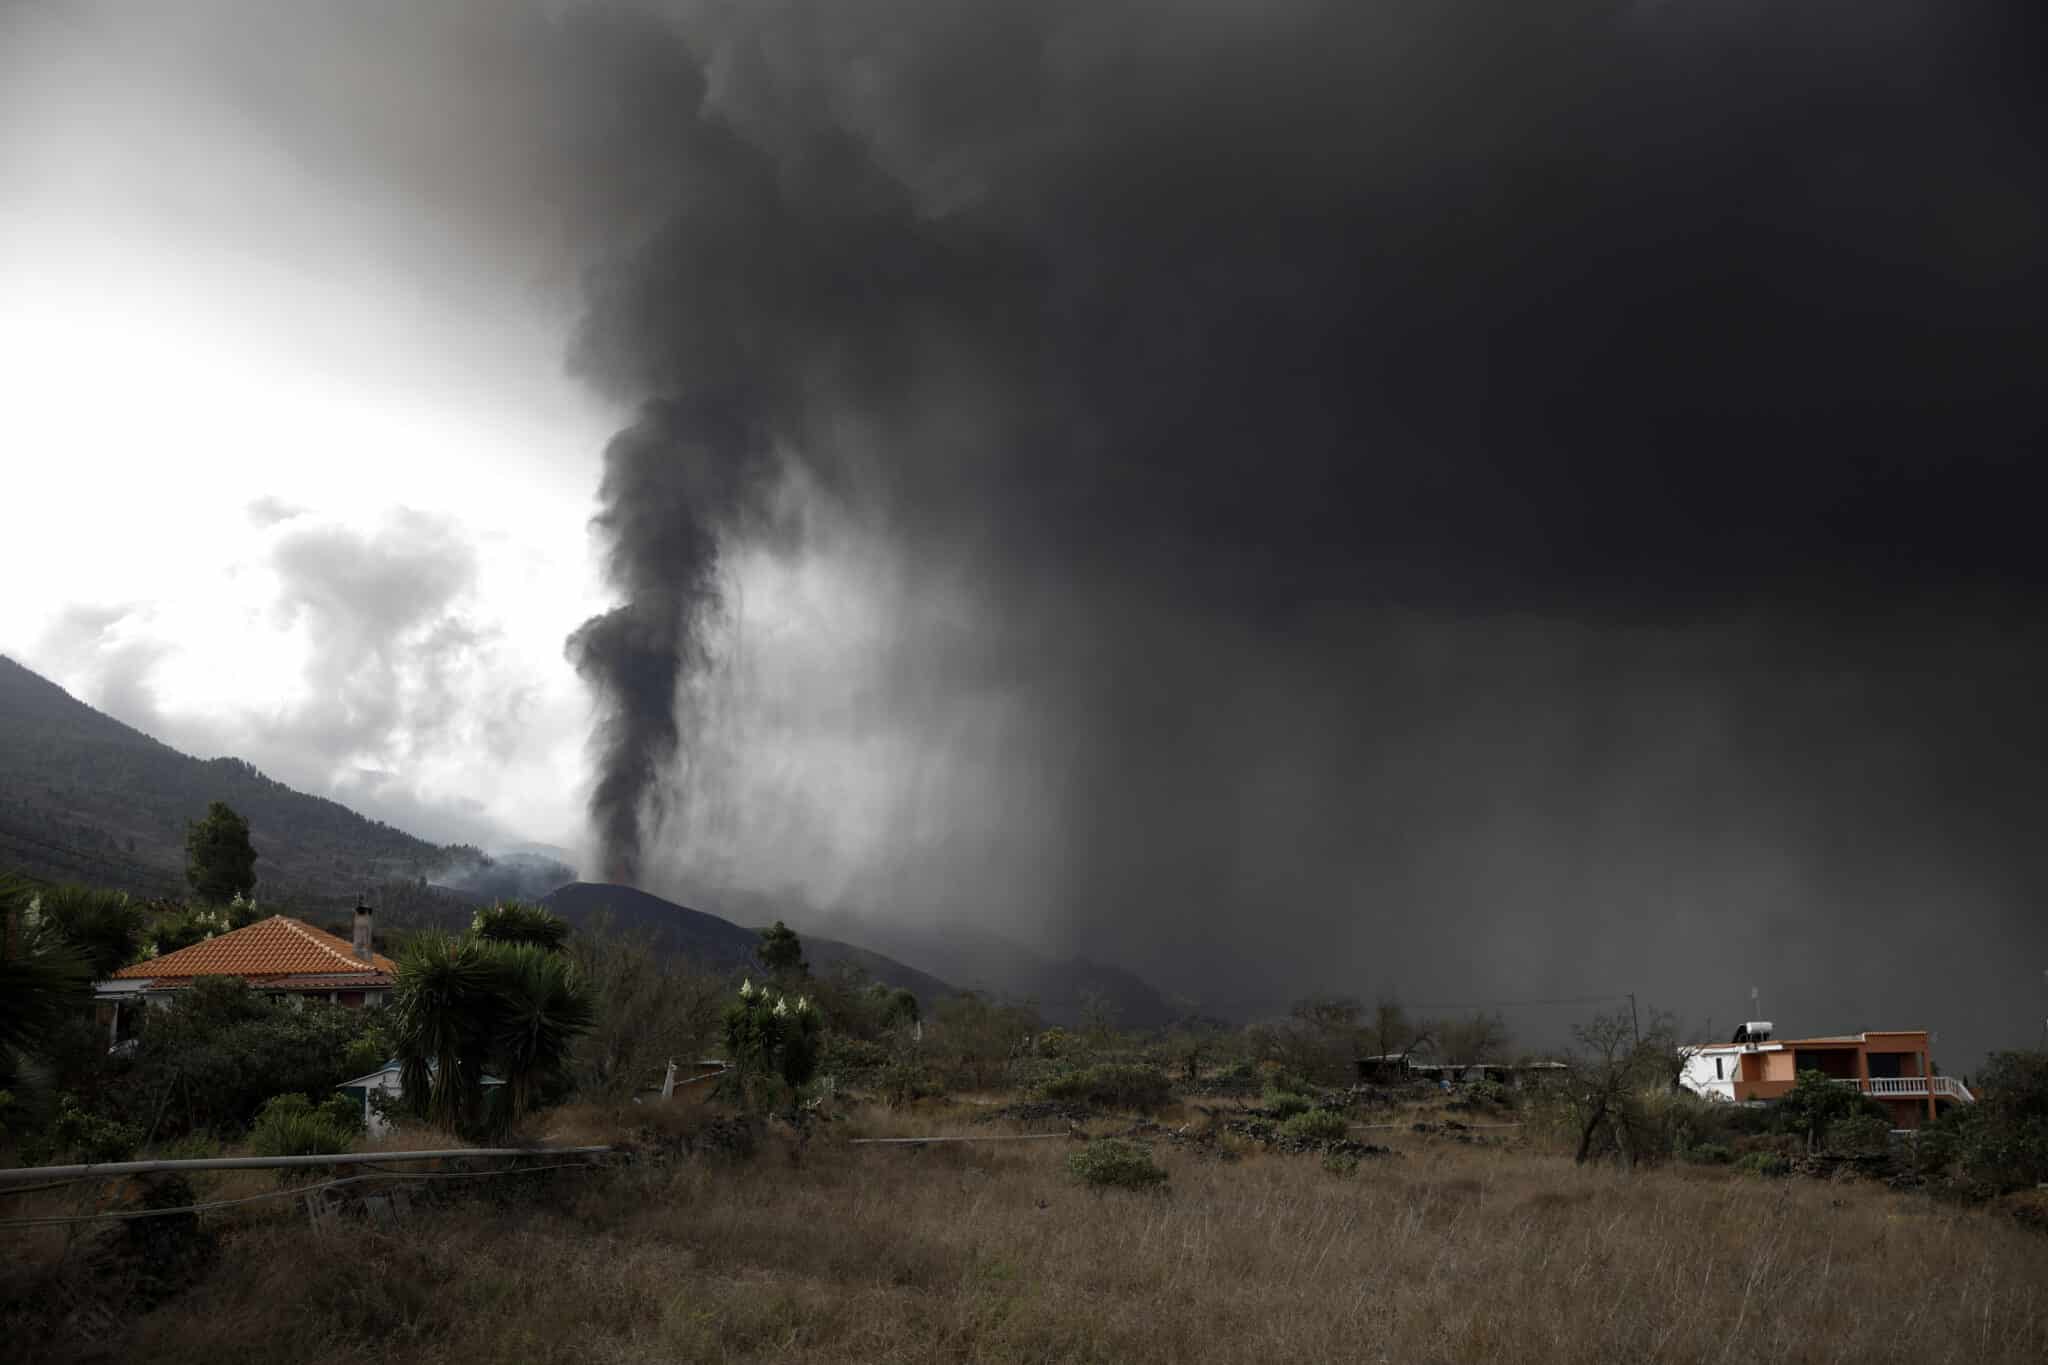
0 654 455 904
541 881 955 1002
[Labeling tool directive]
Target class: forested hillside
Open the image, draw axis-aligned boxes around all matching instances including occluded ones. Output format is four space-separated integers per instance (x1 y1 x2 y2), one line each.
0 655 458 905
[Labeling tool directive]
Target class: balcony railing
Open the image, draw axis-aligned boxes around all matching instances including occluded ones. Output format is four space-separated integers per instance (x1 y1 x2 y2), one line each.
1827 1075 1974 1103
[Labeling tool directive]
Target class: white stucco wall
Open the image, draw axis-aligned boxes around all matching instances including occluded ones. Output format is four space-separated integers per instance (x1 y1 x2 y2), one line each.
1679 1047 1740 1101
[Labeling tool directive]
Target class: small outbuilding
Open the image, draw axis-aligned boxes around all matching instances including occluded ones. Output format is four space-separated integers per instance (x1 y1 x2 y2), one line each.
335 1059 504 1138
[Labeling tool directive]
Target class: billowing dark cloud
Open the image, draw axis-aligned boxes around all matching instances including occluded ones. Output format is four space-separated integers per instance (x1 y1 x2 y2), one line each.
18 2 2048 1061
540 0 2048 1061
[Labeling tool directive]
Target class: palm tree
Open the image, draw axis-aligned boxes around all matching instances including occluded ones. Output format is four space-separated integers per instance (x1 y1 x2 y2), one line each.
0 875 93 1065
392 932 595 1133
35 884 147 977
489 943 596 1118
470 901 572 952
391 933 497 1130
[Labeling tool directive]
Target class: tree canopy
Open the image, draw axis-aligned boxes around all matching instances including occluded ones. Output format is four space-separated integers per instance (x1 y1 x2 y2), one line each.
757 919 807 977
391 920 595 1134
185 801 258 903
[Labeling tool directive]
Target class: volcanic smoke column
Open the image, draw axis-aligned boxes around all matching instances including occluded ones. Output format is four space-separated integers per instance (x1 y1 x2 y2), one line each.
566 397 777 886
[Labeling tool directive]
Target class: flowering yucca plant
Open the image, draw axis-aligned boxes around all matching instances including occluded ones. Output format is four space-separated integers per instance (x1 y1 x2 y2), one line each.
723 984 821 1110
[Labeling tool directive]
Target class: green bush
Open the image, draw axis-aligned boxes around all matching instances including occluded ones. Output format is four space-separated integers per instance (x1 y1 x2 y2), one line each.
1263 1089 1314 1119
22 1094 141 1165
1825 1112 1892 1158
1066 1138 1168 1190
248 1092 361 1157
1003 1056 1065 1091
1460 1078 1513 1109
1680 1142 1733 1165
1905 1124 1959 1179
819 1035 890 1079
1775 1069 1887 1149
1321 1148 1361 1177
1279 1107 1350 1145
120 978 382 1138
1208 1059 1261 1094
881 1059 944 1108
1735 1151 1792 1178
1948 1051 2048 1193
1040 1063 1173 1112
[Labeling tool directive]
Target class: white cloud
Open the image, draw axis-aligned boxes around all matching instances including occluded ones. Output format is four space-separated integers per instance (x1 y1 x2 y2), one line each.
0 62 617 850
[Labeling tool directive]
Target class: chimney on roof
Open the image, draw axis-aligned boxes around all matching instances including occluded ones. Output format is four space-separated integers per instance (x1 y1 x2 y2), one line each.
353 902 374 963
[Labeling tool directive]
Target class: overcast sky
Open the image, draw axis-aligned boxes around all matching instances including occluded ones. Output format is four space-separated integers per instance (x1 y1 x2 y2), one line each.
4 2 2046 1062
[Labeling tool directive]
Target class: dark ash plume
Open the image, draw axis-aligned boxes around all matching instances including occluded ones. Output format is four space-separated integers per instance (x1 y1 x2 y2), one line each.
567 399 775 884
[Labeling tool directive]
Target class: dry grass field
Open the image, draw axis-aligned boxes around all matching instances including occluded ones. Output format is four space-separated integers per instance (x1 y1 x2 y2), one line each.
16 1093 2047 1365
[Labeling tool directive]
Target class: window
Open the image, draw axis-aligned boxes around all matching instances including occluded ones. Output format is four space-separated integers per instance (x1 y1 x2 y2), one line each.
1714 1057 1724 1080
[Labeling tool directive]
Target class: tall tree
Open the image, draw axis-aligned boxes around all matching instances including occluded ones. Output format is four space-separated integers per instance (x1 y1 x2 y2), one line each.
1563 1008 1677 1168
567 919 725 1101
185 801 258 903
757 920 807 978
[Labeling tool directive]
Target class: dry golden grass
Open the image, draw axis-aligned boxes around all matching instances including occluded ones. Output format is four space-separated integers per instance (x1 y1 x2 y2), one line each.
22 1095 2037 1365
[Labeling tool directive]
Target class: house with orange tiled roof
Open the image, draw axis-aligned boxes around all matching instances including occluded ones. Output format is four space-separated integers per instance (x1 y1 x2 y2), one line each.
94 905 394 1044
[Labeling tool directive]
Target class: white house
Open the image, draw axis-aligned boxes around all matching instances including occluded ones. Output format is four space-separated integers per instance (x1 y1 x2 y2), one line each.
335 1059 504 1137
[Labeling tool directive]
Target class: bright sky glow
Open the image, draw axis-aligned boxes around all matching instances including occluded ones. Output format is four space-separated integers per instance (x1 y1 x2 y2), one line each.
0 200 616 849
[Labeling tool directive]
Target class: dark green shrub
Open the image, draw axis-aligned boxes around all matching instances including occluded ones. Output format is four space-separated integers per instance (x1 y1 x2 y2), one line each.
1004 1056 1064 1091
122 978 382 1138
248 1092 360 1157
1775 1069 1887 1150
1040 1063 1173 1112
1066 1138 1168 1190
819 1035 890 1079
1207 1059 1261 1095
1279 1107 1350 1144
1460 1078 1513 1109
469 901 571 951
1321 1148 1360 1177
1680 1142 1733 1165
1825 1112 1892 1158
881 1059 944 1108
1263 1089 1314 1119
1949 1051 2048 1193
1905 1124 1959 1179
22 1093 140 1165
1735 1151 1792 1177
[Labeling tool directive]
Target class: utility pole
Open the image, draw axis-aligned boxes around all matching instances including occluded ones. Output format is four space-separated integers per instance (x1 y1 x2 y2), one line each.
1628 992 1639 1046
